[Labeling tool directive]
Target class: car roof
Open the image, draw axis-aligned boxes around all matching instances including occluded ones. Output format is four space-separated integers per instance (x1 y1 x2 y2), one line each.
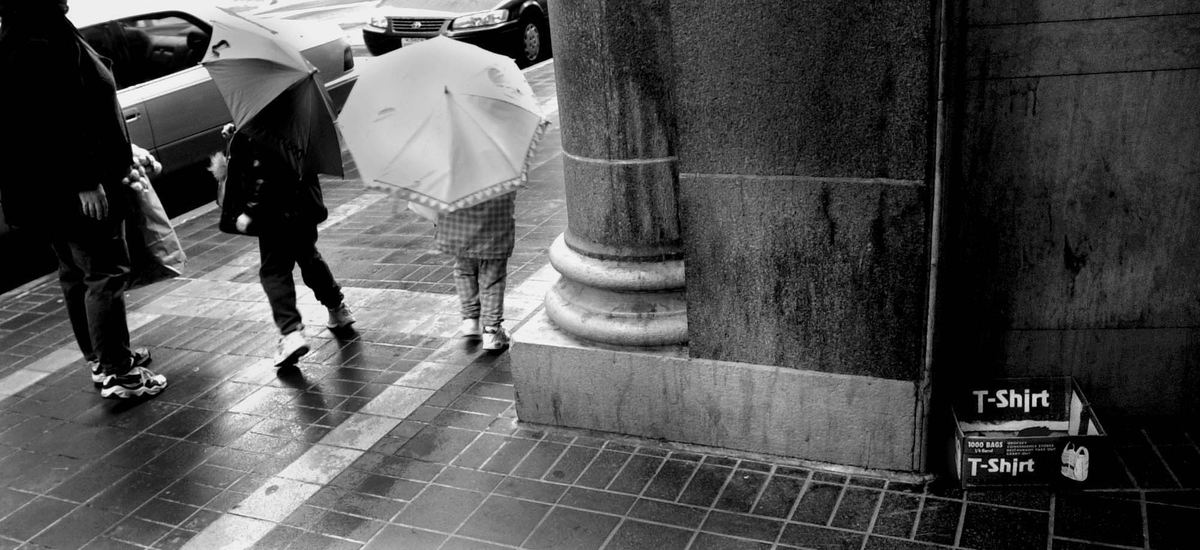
66 0 220 29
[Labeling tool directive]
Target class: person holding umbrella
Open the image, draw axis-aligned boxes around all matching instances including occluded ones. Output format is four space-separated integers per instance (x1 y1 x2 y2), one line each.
338 36 549 351
203 11 353 367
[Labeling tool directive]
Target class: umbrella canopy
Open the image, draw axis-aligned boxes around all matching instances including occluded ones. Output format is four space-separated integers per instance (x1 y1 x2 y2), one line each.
338 36 548 212
201 10 342 177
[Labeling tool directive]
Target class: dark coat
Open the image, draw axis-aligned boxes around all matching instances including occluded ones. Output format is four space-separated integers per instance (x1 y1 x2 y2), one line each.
219 132 328 235
0 3 133 231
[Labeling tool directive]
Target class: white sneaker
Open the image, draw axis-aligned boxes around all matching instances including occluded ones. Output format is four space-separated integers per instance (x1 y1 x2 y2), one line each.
275 330 309 366
327 303 356 329
460 318 481 338
481 325 509 351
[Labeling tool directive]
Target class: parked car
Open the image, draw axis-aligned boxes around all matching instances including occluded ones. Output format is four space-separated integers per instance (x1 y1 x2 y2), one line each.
362 0 550 67
0 0 357 236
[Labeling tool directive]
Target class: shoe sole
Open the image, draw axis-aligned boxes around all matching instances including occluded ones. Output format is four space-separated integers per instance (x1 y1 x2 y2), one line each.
326 320 356 329
275 344 310 367
91 352 153 385
101 379 167 399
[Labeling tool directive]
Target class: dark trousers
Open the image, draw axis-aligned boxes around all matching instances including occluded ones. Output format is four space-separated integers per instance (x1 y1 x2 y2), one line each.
258 224 343 335
50 220 132 375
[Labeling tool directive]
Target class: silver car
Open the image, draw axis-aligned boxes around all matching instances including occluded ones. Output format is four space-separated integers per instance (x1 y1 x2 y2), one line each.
0 0 356 234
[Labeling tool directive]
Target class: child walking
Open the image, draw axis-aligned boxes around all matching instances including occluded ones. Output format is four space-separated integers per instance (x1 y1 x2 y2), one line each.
218 124 355 366
435 191 516 351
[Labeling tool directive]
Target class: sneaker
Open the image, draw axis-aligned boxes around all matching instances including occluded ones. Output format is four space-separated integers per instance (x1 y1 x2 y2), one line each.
460 317 481 338
90 347 152 385
326 303 356 330
481 325 509 351
99 366 167 399
274 330 310 367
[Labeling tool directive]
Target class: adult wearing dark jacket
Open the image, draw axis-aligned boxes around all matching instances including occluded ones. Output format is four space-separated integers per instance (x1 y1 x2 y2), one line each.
0 0 166 398
220 128 354 366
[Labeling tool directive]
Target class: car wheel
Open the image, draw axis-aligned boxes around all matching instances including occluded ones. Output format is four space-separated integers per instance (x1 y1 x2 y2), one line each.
516 17 543 67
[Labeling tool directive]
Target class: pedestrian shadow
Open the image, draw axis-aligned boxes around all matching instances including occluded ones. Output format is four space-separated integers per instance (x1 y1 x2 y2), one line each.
275 364 328 426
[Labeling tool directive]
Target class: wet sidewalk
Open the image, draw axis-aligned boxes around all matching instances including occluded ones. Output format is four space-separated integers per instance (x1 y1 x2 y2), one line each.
1 61 1197 550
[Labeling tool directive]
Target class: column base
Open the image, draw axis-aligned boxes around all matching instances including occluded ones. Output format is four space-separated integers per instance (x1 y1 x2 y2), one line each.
511 310 925 471
545 234 687 346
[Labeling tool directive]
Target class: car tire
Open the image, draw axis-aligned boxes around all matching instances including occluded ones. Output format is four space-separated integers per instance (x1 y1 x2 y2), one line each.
515 15 545 68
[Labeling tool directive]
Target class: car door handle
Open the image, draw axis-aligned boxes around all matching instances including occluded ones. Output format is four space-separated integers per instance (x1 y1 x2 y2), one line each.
124 112 141 123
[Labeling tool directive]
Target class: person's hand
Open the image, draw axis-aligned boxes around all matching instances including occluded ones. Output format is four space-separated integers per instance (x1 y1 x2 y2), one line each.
221 123 236 139
236 213 252 233
79 186 109 220
131 144 162 177
122 166 148 193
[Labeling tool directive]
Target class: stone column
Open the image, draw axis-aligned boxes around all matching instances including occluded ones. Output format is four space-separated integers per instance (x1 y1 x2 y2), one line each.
542 0 686 346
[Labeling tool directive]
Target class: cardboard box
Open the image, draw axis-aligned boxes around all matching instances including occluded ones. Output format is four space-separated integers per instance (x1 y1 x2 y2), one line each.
953 377 1108 488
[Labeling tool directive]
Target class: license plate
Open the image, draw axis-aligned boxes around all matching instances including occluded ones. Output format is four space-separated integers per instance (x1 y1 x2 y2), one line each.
401 37 427 47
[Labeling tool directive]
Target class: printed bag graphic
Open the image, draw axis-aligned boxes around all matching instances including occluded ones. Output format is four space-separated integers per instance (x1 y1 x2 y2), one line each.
1060 443 1090 481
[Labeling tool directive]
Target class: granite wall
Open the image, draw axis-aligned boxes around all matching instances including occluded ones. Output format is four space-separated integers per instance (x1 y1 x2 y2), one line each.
938 0 1200 415
670 0 936 381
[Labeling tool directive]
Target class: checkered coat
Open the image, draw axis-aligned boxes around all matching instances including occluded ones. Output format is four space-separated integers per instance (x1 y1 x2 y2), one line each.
434 192 516 259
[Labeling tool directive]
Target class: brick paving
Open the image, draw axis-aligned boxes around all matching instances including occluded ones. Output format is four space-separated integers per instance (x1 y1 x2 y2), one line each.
0 61 1196 549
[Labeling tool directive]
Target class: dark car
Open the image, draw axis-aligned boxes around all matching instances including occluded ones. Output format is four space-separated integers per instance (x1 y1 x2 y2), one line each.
362 0 550 67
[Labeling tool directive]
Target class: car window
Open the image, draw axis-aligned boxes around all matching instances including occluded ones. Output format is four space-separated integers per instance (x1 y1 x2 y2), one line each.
80 13 212 90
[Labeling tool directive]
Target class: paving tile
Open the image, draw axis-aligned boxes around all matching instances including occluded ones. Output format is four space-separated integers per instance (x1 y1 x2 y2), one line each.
678 464 733 508
393 484 486 532
558 486 636 516
132 498 200 526
960 503 1048 550
495 476 568 503
690 532 772 550
752 474 804 518
107 516 173 547
1146 503 1198 550
779 523 864 549
1054 493 1144 547
575 449 632 490
525 507 621 550
831 486 881 531
313 510 386 543
872 491 921 538
29 504 124 549
396 425 479 464
629 498 706 529
329 491 406 521
715 469 768 513
914 497 961 545
701 510 783 542
362 525 446 550
1158 445 1200 487
434 466 506 493
482 437 540 475
441 537 510 550
456 494 551 546
641 459 697 502
609 453 664 495
791 482 841 526
48 462 132 503
605 519 694 550
1117 445 1178 488
89 471 175 515
864 537 948 550
544 445 599 485
514 440 569 479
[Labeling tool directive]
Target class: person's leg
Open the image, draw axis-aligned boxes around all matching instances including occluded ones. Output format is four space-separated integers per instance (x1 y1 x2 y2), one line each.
454 256 482 320
478 257 508 329
57 221 133 375
50 238 94 362
258 231 302 335
292 225 343 309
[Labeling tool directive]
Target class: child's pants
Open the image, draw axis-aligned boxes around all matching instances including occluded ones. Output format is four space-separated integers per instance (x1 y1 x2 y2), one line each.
258 225 343 335
453 257 508 327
